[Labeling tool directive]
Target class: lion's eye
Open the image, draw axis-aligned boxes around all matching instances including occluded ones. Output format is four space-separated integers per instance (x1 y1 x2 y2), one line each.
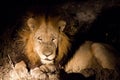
51 38 56 42
52 38 54 41
37 37 42 41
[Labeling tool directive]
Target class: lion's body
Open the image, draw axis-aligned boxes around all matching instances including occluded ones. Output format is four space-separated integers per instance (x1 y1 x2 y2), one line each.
65 41 117 76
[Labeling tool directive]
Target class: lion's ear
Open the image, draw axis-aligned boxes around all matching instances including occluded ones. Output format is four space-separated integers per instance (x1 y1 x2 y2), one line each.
58 20 66 32
27 18 36 31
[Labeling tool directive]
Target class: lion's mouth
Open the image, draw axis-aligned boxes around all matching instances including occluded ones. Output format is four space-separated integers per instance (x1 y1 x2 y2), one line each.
41 58 54 64
44 58 53 61
40 54 56 64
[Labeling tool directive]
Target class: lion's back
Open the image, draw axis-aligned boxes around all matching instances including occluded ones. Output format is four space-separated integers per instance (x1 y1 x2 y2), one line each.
65 41 117 76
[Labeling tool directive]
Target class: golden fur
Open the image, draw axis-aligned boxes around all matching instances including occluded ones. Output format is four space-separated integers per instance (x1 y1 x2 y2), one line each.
65 41 117 77
19 15 70 67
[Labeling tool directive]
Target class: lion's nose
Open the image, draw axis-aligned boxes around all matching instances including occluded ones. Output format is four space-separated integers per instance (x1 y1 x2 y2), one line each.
43 52 52 57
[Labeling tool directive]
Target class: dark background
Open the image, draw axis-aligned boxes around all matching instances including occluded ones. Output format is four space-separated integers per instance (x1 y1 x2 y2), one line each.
0 0 120 52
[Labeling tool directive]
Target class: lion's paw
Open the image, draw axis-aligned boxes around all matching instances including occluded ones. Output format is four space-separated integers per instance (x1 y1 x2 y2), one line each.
30 64 60 80
39 64 57 73
30 67 48 80
42 64 60 80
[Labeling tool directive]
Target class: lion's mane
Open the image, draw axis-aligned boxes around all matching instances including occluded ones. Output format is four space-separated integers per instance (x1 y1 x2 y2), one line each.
18 15 70 67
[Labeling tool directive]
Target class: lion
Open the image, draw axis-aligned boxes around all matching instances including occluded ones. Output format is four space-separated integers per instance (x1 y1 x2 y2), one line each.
13 14 118 79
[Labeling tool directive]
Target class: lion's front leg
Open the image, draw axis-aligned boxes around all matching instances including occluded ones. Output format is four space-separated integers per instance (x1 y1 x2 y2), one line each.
30 64 60 80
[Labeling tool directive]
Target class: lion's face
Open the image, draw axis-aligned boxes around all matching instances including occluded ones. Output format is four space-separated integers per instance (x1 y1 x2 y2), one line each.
23 16 68 65
33 25 59 64
20 16 70 67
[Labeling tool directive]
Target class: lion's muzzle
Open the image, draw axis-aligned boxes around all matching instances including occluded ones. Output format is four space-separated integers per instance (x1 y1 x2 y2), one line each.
36 42 57 65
